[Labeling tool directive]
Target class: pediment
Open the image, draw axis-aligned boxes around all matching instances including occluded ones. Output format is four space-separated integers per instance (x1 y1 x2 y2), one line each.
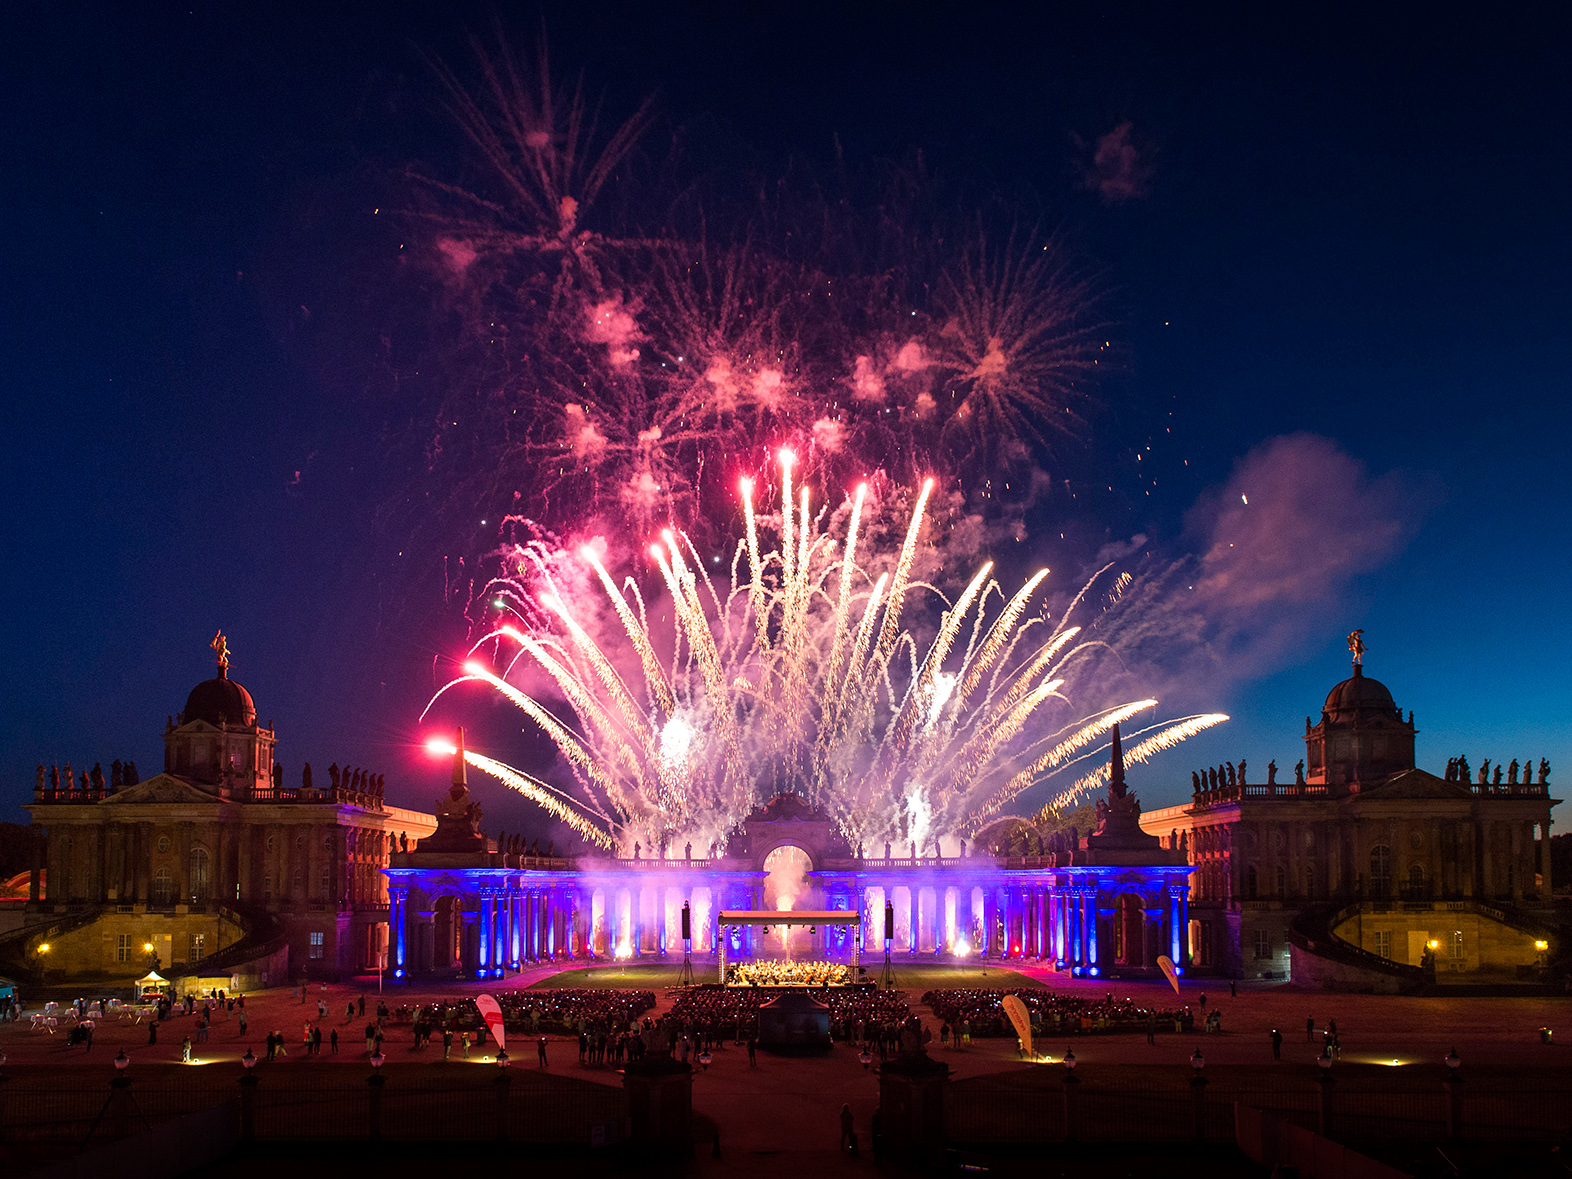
108 774 218 805
1356 769 1473 801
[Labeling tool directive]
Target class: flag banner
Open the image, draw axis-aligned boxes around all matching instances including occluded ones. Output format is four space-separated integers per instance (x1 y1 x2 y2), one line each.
476 993 505 1050
1001 994 1032 1058
1157 955 1181 995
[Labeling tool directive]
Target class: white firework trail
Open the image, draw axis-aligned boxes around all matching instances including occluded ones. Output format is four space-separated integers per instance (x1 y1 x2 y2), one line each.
423 455 1225 853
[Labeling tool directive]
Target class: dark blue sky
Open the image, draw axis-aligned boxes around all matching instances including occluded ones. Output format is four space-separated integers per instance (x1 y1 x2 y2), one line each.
4 2 1569 828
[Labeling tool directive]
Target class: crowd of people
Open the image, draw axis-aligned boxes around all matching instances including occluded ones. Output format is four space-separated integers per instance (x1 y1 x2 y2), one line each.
669 983 911 1044
726 960 855 987
922 988 1191 1037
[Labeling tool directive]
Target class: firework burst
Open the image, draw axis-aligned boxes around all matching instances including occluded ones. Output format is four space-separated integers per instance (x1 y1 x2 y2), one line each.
423 457 1224 852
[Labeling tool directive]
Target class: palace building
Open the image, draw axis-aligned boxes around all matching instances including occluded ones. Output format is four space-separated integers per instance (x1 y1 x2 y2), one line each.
11 638 435 986
1140 653 1558 988
386 724 1196 982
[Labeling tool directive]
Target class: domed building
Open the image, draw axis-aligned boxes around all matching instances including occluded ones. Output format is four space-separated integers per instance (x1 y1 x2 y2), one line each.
1141 643 1558 989
16 637 436 986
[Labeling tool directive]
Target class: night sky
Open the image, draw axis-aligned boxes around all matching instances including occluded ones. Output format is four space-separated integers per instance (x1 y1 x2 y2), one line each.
4 3 1570 831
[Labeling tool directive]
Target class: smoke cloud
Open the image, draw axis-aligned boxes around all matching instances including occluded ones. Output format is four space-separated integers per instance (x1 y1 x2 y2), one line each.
1080 434 1436 710
1077 122 1154 204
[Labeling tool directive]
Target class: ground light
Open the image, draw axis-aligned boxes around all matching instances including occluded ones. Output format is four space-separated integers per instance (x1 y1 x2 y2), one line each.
114 1050 129 1071
242 1049 256 1070
1445 1048 1460 1072
859 1050 872 1070
698 1050 713 1070
1190 1049 1205 1072
496 1049 510 1069
370 1050 385 1070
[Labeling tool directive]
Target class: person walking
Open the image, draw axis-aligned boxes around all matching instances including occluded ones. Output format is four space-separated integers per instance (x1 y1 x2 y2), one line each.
839 1104 855 1152
538 1036 549 1068
1270 1029 1282 1060
443 1028 453 1060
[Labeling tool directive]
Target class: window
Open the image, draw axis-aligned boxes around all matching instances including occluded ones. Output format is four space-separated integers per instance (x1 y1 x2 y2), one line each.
1304 866 1316 899
1276 865 1287 897
1449 931 1464 960
1370 845 1392 899
309 931 325 959
156 835 171 854
189 847 210 903
262 873 274 902
320 867 331 900
189 933 205 963
1252 929 1271 960
152 867 173 906
1408 863 1425 896
116 934 131 963
1373 931 1392 959
1245 864 1259 900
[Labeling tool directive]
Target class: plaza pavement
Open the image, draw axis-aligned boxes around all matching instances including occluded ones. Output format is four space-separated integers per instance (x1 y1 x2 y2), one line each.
2 965 1569 1174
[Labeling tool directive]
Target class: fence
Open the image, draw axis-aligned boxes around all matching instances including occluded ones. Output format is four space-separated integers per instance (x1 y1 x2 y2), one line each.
0 1073 627 1146
944 1077 1572 1145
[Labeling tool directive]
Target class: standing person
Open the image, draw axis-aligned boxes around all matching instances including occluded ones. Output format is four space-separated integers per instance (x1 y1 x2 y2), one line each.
358 995 366 1017
1270 1029 1282 1060
330 1028 339 1054
443 1028 453 1060
747 1037 757 1067
1199 992 1208 1011
1230 981 1237 999
1306 1015 1315 1042
345 1001 355 1024
148 1020 159 1046
538 1036 548 1068
839 1104 855 1152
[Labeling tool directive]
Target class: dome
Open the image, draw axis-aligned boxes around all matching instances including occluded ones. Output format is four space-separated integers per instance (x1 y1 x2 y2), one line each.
183 673 257 727
1322 665 1397 721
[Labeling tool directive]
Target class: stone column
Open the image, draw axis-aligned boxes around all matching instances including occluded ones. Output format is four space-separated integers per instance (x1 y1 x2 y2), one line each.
478 895 492 974
390 888 408 975
1542 815 1555 899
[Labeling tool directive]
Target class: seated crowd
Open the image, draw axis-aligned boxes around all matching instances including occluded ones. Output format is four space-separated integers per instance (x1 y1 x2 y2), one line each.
382 989 657 1038
727 960 855 987
670 983 911 1044
922 988 1190 1036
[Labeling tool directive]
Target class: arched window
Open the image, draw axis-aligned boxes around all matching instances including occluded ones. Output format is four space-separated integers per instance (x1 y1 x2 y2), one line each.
1408 863 1425 897
153 866 174 906
1245 864 1259 900
189 847 210 903
1370 845 1392 899
1276 865 1287 897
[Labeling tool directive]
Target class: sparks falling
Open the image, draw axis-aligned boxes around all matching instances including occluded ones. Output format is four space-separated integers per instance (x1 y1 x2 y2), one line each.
424 458 1225 853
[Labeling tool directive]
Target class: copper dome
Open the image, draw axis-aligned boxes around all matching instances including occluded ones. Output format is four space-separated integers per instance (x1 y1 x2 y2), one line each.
1322 664 1398 721
183 672 257 727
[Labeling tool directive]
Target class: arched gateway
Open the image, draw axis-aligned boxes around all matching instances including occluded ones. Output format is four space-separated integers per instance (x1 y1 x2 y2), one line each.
385 726 1193 980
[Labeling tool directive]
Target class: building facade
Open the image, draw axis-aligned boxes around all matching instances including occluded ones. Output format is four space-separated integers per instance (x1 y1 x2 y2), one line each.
387 725 1194 981
16 644 436 984
1141 657 1557 985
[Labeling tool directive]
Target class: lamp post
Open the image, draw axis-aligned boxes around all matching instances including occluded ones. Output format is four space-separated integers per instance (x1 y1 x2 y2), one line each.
494 1048 512 1142
1189 1049 1208 1141
1316 1049 1336 1138
367 1049 385 1141
239 1049 258 1142
1443 1047 1463 1140
1061 1050 1079 1142
110 1050 133 1139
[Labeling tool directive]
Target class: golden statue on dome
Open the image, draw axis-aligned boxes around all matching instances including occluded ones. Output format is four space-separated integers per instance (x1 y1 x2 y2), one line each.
211 630 231 675
1347 629 1365 666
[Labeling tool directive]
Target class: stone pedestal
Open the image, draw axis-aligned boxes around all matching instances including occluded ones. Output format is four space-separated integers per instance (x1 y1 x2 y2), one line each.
623 1056 693 1153
878 1050 950 1157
